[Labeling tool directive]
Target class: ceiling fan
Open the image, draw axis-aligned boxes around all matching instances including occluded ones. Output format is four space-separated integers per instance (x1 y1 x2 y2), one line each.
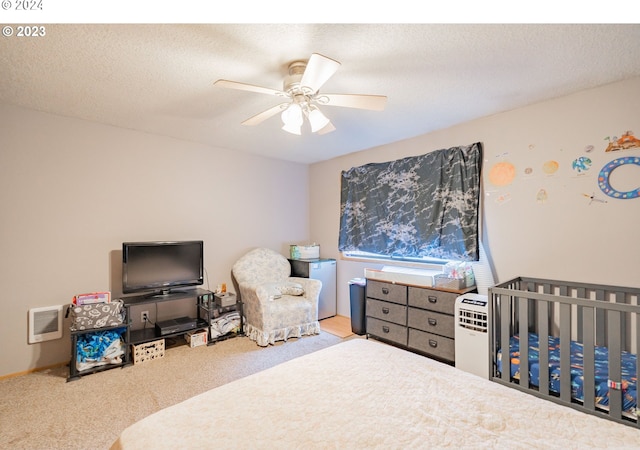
214 53 387 135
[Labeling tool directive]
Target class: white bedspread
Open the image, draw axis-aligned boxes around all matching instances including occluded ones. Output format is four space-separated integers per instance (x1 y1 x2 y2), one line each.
111 338 640 449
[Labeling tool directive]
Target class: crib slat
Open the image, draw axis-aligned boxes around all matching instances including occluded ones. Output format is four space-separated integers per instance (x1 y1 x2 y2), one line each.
518 296 529 388
582 307 596 412
576 287 586 341
608 300 623 420
537 299 550 396
559 301 571 403
500 293 511 383
595 289 606 346
636 306 640 427
615 290 628 352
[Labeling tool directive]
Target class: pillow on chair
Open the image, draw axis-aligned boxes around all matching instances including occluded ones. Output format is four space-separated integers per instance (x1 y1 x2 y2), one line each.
262 282 305 298
278 282 304 296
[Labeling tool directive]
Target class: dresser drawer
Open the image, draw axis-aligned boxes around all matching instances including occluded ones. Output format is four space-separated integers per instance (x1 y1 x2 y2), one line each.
367 317 407 346
366 280 407 305
408 329 454 362
408 287 457 315
408 308 454 338
367 298 407 326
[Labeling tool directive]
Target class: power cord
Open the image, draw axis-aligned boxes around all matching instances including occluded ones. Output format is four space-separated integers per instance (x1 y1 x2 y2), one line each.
204 267 211 292
141 306 157 329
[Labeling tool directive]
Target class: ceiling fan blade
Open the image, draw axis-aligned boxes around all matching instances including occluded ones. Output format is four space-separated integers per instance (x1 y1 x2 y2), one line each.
241 103 288 126
300 53 341 94
317 121 336 135
318 93 387 111
214 79 287 97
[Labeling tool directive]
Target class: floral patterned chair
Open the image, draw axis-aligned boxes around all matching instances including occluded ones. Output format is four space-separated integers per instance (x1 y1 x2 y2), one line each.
231 247 322 346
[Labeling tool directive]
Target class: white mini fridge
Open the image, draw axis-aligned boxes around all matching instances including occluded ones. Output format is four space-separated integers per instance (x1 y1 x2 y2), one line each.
289 258 337 320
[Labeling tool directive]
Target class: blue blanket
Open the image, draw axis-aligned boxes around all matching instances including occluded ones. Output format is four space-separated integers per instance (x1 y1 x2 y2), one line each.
496 333 637 414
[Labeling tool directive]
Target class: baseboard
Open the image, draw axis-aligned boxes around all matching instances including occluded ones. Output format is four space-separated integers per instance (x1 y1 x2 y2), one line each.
0 361 67 381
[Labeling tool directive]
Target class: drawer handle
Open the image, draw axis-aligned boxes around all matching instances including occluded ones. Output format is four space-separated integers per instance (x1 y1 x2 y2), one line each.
428 295 437 304
382 307 390 314
382 326 390 333
429 339 438 348
427 318 437 326
382 287 389 295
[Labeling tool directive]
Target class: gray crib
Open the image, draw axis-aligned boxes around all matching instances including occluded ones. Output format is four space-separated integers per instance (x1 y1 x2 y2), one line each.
489 276 640 427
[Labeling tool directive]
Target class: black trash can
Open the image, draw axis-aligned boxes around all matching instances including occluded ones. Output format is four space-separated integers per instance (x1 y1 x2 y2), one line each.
349 278 366 335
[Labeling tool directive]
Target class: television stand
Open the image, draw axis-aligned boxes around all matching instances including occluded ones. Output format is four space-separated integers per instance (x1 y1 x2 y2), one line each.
155 316 198 336
123 288 212 345
122 288 244 347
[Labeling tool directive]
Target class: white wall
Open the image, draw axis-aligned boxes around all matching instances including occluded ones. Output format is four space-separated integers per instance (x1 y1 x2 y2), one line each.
0 104 310 377
310 77 640 317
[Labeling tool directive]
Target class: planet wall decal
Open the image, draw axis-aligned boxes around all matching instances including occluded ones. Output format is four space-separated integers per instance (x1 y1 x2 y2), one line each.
488 161 516 186
543 160 559 175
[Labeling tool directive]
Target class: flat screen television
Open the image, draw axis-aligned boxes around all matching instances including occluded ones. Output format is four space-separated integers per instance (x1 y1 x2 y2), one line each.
122 240 204 295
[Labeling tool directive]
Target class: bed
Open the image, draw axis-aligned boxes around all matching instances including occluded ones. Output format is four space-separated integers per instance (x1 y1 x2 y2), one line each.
490 276 640 427
111 338 640 449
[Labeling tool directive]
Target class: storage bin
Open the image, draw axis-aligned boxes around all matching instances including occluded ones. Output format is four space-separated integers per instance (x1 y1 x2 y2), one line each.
132 339 165 364
185 330 208 347
289 244 320 260
434 274 467 290
214 292 236 308
69 300 125 331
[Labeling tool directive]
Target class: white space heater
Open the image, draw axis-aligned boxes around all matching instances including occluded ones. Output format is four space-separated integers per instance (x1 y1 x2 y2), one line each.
454 294 490 379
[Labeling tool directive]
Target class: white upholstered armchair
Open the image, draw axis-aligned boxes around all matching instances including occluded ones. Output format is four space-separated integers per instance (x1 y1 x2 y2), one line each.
231 247 322 346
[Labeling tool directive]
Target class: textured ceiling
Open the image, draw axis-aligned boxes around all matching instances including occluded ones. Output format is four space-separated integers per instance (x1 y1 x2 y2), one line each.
2 23 640 164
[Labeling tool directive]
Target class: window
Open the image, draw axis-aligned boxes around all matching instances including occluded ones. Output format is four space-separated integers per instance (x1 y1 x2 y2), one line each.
338 142 482 262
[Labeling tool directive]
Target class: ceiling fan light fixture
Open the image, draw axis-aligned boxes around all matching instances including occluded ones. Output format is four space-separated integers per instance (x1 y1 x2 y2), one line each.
281 103 303 126
282 122 302 135
308 107 330 133
215 53 386 136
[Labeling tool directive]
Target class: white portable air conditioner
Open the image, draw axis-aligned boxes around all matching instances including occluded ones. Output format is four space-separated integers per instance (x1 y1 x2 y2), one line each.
454 294 489 379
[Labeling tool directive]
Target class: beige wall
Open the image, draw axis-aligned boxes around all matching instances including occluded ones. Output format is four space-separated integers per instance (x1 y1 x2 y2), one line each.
310 77 640 317
0 104 310 377
2 77 639 377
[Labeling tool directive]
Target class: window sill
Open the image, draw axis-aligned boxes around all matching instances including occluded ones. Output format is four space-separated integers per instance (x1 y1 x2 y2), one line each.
340 253 446 272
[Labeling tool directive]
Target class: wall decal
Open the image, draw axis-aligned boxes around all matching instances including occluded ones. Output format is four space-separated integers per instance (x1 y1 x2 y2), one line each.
582 192 607 205
604 131 640 152
542 160 559 175
572 156 592 174
597 156 640 199
536 189 548 203
494 192 512 204
488 161 516 186
584 144 594 153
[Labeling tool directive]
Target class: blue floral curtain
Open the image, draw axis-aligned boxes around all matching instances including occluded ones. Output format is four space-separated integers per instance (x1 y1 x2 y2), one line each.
339 142 482 261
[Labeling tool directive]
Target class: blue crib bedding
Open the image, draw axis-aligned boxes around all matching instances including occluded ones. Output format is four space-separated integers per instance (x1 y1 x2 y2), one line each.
496 333 638 415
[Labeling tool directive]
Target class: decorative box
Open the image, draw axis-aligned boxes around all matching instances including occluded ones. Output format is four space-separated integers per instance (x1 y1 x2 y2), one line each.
290 244 320 260
434 274 467 290
214 292 236 308
132 339 165 364
185 330 208 348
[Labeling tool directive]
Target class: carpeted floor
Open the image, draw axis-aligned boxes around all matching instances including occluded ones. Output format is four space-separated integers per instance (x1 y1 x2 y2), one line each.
0 331 351 450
